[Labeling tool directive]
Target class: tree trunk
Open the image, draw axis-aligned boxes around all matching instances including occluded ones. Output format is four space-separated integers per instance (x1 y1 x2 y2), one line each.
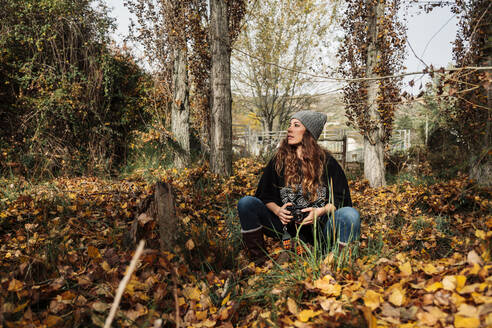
364 137 386 187
171 45 190 169
209 0 232 176
363 0 386 187
470 33 491 187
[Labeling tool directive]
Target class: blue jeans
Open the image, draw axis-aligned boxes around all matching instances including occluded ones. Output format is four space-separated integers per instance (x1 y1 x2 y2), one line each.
237 196 360 245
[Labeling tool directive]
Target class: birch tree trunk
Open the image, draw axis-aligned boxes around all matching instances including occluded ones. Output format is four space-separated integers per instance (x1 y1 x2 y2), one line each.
171 46 190 169
209 0 233 176
363 0 386 187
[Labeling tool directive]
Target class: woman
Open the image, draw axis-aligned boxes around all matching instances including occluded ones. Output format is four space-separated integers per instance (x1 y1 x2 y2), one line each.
237 110 360 264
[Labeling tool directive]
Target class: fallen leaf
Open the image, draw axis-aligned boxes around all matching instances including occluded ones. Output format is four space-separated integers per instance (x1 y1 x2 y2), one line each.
361 307 377 328
126 303 148 321
381 302 400 318
101 261 111 272
138 213 153 225
287 297 298 315
87 245 101 259
196 310 208 320
45 315 63 327
221 292 230 306
425 282 442 292
442 275 457 291
297 309 322 322
183 286 201 301
92 301 110 313
388 286 405 306
399 262 412 276
8 279 23 292
467 250 483 265
313 275 341 297
475 229 486 239
456 303 479 318
364 290 382 311
422 263 438 275
454 314 480 328
417 306 446 326
455 275 467 291
186 238 195 250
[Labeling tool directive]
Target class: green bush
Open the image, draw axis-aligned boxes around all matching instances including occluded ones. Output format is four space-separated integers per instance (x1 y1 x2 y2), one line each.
0 0 150 178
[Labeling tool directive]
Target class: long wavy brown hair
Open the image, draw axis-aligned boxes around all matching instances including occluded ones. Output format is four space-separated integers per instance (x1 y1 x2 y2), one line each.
274 131 327 202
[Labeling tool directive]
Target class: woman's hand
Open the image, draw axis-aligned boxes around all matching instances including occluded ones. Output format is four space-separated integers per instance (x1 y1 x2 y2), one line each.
300 204 336 225
324 203 336 214
299 207 326 225
276 202 294 225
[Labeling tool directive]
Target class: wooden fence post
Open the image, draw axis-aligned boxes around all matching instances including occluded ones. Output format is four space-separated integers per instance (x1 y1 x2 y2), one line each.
342 134 347 170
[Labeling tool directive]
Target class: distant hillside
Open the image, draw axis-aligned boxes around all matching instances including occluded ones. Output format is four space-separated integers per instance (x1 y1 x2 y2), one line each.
232 92 350 131
312 93 349 129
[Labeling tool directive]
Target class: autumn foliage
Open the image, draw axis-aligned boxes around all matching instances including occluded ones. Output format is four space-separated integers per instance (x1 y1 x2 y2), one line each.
1 157 491 327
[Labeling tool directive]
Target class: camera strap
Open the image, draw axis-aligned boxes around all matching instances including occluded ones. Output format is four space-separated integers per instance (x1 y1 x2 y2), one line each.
282 225 291 250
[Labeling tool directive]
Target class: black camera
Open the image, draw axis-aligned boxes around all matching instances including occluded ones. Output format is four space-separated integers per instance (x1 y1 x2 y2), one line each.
286 205 308 224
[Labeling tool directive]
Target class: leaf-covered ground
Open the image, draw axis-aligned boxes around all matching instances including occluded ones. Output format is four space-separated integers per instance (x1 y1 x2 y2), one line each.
0 158 491 327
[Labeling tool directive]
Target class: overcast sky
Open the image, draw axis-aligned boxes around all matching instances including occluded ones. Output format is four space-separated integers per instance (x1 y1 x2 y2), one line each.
103 0 458 94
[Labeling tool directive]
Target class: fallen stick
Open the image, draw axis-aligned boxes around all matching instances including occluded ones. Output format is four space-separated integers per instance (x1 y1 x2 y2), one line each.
173 267 180 328
104 240 145 328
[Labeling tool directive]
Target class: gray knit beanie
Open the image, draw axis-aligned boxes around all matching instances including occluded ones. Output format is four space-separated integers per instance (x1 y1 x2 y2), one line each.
291 110 327 140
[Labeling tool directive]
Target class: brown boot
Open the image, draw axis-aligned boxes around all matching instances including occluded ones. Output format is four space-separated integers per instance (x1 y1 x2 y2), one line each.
242 228 267 266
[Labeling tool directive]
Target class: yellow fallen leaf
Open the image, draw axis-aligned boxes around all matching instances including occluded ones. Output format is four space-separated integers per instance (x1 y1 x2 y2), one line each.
196 310 208 320
364 290 382 311
313 276 342 297
221 292 230 306
458 283 480 294
297 309 322 322
13 301 29 313
425 282 442 292
101 261 111 272
8 279 23 292
87 245 101 259
471 292 492 304
287 297 298 315
361 307 377 328
201 319 216 327
388 287 405 306
422 263 438 275
468 263 481 275
399 262 412 276
475 229 486 239
455 275 466 291
451 293 466 306
454 314 480 328
183 286 201 301
398 323 416 328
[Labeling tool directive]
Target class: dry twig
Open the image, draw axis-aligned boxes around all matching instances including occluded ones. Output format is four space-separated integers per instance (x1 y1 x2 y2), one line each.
104 240 145 328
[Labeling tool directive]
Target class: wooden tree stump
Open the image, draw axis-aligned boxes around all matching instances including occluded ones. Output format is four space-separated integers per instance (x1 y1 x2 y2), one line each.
154 181 177 251
129 181 177 251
